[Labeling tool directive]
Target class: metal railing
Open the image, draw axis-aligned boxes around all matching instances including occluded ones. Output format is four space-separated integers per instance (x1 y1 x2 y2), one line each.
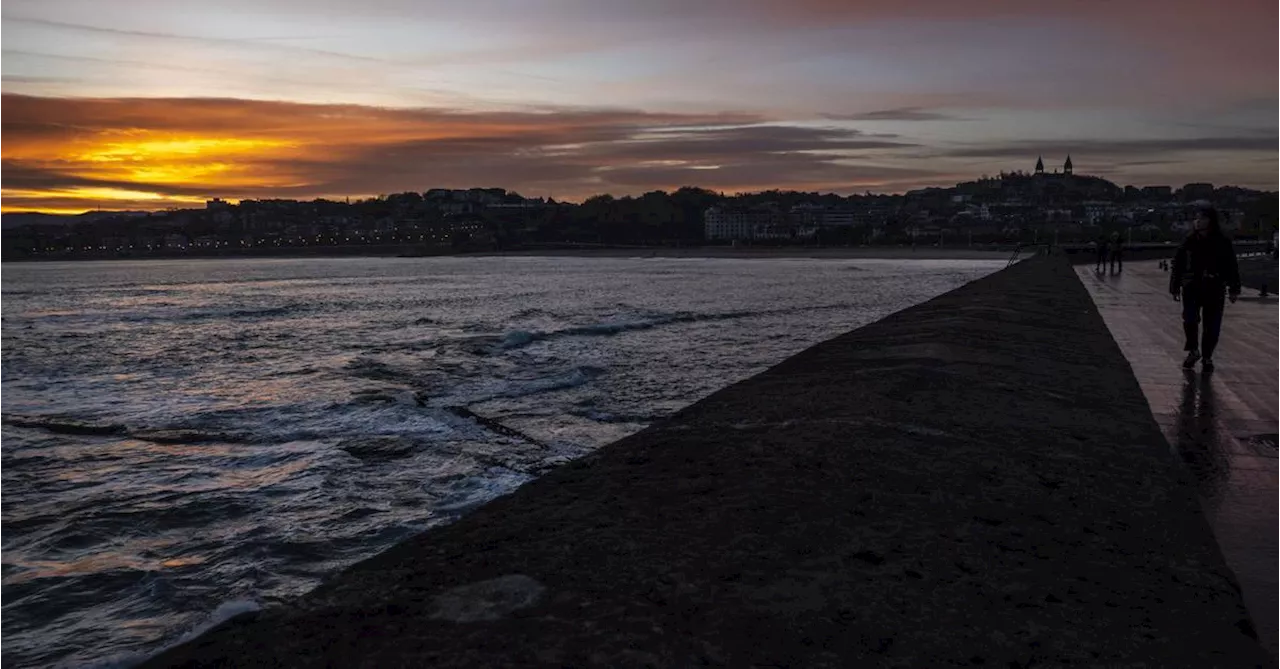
1007 243 1053 267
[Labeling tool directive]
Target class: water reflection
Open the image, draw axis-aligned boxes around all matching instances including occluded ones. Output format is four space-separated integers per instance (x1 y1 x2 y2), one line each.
1174 369 1231 503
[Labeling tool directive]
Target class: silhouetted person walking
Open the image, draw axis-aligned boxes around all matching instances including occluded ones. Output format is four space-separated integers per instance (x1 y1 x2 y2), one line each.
1108 232 1124 273
1092 236 1108 272
1170 207 1241 370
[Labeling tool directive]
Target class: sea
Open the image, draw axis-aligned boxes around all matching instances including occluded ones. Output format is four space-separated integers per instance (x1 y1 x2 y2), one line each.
1 254 1002 667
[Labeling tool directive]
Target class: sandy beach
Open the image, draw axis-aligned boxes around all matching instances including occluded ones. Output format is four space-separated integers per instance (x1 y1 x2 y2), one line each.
471 246 1020 261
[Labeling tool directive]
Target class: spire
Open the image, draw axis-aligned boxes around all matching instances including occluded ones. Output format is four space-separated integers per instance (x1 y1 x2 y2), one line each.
1063 154 1073 175
1034 156 1044 174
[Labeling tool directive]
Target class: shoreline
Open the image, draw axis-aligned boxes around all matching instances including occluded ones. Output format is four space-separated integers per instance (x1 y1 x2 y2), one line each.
4 246 1023 264
468 247 1019 261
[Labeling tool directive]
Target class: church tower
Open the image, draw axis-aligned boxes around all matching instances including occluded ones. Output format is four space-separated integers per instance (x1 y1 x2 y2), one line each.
1034 156 1044 175
1063 155 1073 176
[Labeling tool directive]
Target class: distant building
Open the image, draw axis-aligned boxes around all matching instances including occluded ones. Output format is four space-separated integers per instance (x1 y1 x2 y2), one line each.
704 205 785 241
1181 183 1215 202
820 209 857 227
1140 186 1173 200
1082 201 1116 225
789 204 857 228
442 201 479 215
1032 155 1072 176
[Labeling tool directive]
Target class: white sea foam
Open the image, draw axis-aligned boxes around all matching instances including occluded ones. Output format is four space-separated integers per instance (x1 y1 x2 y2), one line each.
74 600 262 669
433 467 536 516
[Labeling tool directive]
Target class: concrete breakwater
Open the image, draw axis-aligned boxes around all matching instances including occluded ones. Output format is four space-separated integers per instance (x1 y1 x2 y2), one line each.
145 258 1268 668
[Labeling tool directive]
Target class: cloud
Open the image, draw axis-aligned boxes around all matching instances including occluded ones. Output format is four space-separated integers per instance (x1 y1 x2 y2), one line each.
586 125 914 161
4 91 1274 212
1 74 82 84
2 16 389 64
598 159 946 193
822 108 967 122
942 136 1279 159
1 94 931 210
4 0 1273 135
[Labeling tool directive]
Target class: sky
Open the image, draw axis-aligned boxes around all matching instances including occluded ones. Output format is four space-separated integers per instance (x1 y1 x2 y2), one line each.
1 0 1276 213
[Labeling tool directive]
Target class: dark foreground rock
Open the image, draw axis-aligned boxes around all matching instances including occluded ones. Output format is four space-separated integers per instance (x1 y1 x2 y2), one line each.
144 258 1268 668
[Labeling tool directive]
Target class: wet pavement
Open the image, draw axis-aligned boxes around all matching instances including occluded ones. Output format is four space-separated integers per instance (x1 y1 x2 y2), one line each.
1078 261 1279 659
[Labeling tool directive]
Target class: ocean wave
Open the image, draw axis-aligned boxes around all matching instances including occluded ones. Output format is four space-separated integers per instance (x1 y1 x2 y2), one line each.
360 338 441 354
75 600 263 669
511 307 556 320
2 414 126 437
343 356 412 383
432 466 535 517
2 414 247 445
500 330 540 348
338 435 419 460
112 303 307 325
128 429 238 444
496 316 692 350
494 302 865 351
377 312 700 355
5 396 454 450
488 365 605 400
162 402 455 445
220 305 302 320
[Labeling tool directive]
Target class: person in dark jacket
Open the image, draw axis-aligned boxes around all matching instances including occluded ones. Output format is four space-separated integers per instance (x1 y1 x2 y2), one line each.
1169 206 1241 370
1108 232 1124 273
1092 235 1108 272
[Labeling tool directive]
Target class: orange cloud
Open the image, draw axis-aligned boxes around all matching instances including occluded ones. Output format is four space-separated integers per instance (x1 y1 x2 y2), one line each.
3 94 933 212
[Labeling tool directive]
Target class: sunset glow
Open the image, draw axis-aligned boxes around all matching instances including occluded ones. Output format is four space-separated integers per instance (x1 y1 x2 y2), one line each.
2 0 1275 212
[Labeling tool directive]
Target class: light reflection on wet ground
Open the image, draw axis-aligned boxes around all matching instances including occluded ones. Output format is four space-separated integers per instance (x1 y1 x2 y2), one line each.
1078 262 1278 659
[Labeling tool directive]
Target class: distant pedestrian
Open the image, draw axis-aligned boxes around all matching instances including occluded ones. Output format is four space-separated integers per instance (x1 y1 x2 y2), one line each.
1093 236 1108 272
1170 206 1241 371
1108 232 1124 273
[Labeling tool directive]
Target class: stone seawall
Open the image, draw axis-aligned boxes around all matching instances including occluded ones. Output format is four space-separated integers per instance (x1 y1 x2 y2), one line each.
145 258 1269 668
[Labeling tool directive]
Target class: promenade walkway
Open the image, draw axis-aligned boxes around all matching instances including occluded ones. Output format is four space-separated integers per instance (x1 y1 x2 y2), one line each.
1077 261 1278 659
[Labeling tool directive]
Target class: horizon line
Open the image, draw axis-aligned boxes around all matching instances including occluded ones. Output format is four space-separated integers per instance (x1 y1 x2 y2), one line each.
5 174 1275 217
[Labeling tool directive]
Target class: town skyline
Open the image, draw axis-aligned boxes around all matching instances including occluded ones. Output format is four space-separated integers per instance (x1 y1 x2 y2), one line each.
2 0 1276 213
6 164 1275 263
2 155 1274 218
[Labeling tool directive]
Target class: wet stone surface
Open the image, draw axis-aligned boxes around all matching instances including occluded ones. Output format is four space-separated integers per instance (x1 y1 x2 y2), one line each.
144 258 1271 668
1077 260 1278 661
